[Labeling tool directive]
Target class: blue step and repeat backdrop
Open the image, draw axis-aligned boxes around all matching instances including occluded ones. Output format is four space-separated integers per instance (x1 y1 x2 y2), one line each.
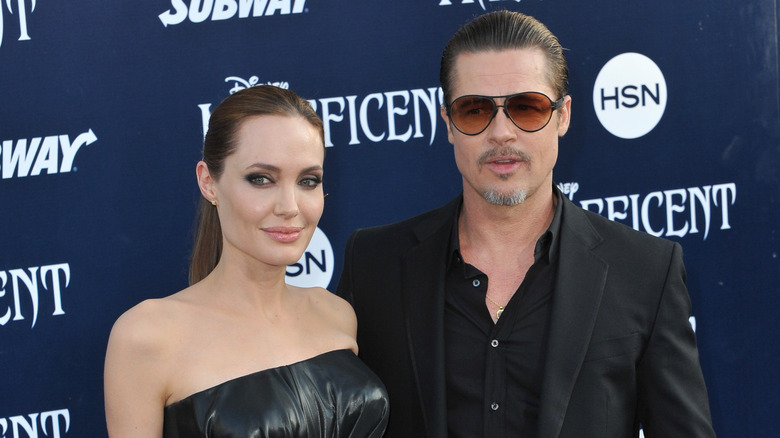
1 1 778 436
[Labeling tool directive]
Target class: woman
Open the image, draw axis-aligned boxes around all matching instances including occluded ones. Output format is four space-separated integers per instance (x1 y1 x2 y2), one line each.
104 85 389 437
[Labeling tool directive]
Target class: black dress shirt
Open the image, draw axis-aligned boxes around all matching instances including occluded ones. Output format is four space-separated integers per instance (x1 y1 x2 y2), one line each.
444 189 563 438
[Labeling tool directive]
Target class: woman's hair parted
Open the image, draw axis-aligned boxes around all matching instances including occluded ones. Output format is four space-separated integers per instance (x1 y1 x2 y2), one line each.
189 85 324 285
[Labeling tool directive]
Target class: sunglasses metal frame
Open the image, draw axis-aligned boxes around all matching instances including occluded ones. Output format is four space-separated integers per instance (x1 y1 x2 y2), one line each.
446 91 565 136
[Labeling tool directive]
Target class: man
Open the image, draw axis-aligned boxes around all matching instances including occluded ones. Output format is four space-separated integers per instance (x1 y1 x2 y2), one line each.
337 10 715 438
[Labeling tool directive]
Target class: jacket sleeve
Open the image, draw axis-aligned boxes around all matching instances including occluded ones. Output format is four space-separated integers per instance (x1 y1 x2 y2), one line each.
636 242 716 437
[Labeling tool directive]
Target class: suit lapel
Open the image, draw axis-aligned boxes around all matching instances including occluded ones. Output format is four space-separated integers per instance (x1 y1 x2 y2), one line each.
537 199 609 438
401 198 459 438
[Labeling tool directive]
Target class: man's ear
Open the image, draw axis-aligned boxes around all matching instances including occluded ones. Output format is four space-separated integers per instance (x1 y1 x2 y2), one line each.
440 105 455 145
557 95 572 137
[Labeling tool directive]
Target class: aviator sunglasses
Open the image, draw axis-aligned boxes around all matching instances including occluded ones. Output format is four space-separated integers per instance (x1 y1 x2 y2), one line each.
446 92 564 135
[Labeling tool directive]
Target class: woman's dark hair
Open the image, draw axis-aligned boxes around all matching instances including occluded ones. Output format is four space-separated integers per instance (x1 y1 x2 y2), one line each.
189 85 324 285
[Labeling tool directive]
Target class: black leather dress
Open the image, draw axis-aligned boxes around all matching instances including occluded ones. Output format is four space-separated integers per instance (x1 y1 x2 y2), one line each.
162 349 389 437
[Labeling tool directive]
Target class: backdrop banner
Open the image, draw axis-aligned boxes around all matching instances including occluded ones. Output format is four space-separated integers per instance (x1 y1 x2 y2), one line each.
1 1 777 436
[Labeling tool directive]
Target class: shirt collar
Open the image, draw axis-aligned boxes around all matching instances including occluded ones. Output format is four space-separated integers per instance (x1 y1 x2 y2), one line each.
447 185 564 269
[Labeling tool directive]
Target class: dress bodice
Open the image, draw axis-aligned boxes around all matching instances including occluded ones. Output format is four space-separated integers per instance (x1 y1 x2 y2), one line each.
163 349 389 438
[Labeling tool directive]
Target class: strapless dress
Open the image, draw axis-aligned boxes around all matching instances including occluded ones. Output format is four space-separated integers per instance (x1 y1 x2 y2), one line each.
162 349 389 437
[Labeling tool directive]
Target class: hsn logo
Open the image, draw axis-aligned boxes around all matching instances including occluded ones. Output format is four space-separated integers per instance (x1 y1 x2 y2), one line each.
592 52 668 139
285 227 334 289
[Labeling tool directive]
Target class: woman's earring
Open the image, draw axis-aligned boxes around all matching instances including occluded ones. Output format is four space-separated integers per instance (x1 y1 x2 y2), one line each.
211 200 217 206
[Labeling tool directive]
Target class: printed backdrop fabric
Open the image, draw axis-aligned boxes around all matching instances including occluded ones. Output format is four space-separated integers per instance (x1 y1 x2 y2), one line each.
1 1 778 436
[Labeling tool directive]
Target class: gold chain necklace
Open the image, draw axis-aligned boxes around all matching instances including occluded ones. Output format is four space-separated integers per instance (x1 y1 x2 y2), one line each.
485 294 505 320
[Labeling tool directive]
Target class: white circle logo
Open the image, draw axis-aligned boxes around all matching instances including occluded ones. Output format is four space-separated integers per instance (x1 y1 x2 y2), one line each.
285 227 334 289
592 52 667 139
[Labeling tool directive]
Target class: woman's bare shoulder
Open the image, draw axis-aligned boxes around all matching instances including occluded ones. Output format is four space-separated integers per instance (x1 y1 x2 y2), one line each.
300 286 357 335
306 286 354 312
104 291 199 436
107 289 198 358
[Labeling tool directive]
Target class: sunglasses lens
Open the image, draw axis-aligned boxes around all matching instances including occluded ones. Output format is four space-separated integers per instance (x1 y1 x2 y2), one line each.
505 93 553 132
450 96 496 134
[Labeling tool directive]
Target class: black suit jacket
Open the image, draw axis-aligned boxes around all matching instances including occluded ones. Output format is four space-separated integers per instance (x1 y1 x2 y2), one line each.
337 194 715 438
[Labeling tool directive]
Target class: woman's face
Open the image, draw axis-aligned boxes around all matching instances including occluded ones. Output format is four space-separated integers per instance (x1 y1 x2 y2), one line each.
201 114 325 269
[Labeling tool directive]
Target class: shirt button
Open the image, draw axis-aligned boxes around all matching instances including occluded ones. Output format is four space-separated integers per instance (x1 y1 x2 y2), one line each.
491 339 499 348
472 279 480 287
491 402 499 411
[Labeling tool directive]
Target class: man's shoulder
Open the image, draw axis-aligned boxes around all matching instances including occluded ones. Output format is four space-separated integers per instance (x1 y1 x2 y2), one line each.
563 197 678 253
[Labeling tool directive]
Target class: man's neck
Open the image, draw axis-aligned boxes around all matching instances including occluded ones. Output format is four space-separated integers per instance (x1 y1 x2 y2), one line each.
458 186 556 260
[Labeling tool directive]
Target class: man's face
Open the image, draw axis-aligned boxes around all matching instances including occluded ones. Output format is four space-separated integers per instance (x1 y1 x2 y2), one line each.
441 48 571 207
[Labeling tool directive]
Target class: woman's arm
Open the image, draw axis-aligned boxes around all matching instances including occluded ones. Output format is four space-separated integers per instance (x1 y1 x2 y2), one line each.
104 301 170 437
